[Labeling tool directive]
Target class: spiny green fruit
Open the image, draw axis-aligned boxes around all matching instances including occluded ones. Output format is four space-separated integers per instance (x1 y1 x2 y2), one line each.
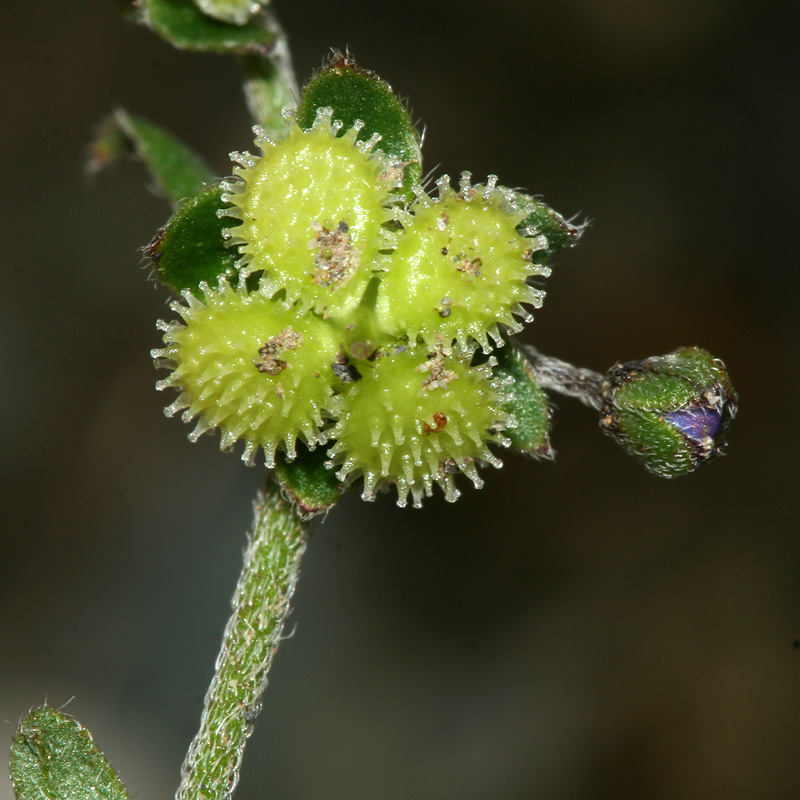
326 345 512 507
375 173 549 352
153 279 340 467
600 346 737 477
221 107 400 319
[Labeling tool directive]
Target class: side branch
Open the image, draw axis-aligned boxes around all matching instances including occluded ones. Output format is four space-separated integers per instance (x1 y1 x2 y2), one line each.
520 344 605 410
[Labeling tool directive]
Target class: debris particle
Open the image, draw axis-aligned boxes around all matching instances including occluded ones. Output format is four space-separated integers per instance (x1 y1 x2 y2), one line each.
379 161 408 185
332 362 362 383
255 327 303 375
422 412 448 436
310 220 358 290
440 458 460 474
416 349 458 390
349 340 373 360
455 254 482 277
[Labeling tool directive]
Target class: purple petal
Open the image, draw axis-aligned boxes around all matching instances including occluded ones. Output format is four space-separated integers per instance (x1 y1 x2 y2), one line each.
663 406 723 444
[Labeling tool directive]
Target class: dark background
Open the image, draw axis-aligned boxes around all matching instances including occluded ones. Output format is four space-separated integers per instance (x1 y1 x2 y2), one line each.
2 1 798 798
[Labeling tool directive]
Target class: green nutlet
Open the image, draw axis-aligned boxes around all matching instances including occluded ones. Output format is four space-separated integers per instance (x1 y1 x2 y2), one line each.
326 345 513 507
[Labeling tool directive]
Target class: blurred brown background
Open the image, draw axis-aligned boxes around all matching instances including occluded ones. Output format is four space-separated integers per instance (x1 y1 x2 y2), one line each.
2 1 798 798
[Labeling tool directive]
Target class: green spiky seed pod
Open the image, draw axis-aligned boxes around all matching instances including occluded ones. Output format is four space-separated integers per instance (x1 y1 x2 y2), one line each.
153 280 340 467
221 108 399 319
600 346 737 478
375 173 549 353
326 345 512 507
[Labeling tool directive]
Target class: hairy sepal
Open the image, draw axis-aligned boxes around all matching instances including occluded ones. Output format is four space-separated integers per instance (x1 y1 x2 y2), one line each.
145 183 239 296
297 53 422 200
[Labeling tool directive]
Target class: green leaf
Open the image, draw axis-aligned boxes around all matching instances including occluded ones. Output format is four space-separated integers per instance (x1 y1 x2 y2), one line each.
511 192 582 264
131 0 275 54
493 341 553 458
10 707 129 800
296 55 422 200
194 0 264 25
144 182 239 295
89 108 214 206
274 444 342 520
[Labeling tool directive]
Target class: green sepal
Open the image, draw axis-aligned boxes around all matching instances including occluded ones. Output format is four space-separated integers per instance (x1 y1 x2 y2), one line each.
274 444 343 520
511 192 582 264
144 182 238 295
606 407 696 478
296 55 422 200
126 0 275 54
89 109 214 206
492 340 553 458
600 346 738 478
10 707 129 800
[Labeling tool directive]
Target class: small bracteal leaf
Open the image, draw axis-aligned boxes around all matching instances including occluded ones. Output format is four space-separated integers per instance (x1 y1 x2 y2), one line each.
89 108 214 206
10 707 129 800
600 346 738 478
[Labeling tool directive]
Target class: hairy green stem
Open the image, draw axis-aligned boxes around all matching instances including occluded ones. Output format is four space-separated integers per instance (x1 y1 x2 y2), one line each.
176 476 309 800
239 11 299 135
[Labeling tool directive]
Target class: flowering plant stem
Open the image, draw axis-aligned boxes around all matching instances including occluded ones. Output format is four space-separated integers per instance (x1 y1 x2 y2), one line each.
176 475 309 800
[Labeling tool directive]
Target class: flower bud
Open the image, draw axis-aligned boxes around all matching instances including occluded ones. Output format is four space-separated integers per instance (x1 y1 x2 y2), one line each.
600 347 737 478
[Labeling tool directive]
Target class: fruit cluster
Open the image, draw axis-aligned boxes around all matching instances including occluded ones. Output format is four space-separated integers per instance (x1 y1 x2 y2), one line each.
151 60 575 508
